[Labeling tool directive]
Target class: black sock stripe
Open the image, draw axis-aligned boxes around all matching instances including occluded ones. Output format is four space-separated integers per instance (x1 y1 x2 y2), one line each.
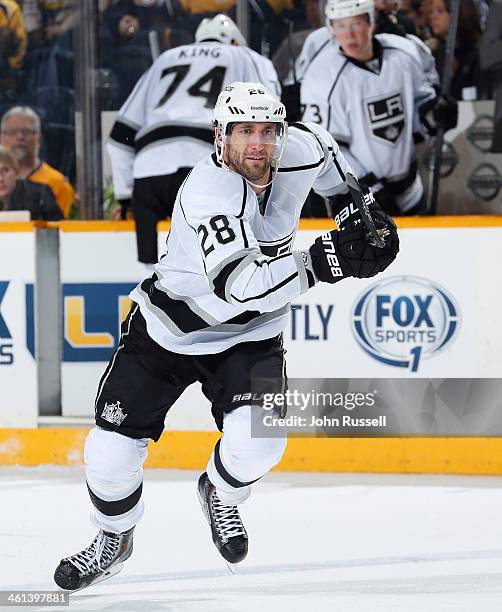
214 439 261 489
87 481 143 516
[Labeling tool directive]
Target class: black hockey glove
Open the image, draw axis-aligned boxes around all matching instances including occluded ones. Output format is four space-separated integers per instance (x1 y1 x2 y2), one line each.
308 212 399 284
329 183 384 235
432 94 458 132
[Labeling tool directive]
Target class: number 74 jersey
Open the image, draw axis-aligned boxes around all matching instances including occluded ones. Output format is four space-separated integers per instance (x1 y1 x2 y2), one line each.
106 42 280 200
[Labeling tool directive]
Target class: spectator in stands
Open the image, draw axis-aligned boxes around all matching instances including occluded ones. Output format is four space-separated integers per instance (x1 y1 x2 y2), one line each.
101 0 194 104
375 0 416 35
399 0 432 40
426 0 489 99
0 145 62 220
272 0 322 83
0 0 26 69
0 106 75 217
102 0 171 45
0 0 27 103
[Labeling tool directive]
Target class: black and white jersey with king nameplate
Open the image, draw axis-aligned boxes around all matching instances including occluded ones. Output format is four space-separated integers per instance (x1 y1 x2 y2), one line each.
300 34 436 182
106 42 280 200
129 123 352 355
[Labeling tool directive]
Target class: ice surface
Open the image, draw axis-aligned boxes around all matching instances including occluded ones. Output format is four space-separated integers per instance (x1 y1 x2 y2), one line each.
2 468 502 611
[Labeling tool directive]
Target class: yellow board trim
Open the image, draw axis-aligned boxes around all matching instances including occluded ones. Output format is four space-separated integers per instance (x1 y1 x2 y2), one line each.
2 429 502 475
38 216 502 233
0 222 42 232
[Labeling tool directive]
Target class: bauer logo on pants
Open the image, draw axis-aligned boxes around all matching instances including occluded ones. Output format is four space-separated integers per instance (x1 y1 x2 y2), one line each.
366 92 405 144
352 277 460 372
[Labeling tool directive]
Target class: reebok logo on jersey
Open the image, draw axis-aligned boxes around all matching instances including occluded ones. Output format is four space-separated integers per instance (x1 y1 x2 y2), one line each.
321 232 343 279
366 92 405 144
250 106 269 110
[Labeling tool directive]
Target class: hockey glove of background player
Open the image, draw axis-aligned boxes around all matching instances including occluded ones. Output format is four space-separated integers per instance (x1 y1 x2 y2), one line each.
420 94 458 135
433 94 458 132
306 213 399 285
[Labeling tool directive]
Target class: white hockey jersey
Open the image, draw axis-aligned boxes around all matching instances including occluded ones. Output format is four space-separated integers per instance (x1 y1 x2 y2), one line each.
107 42 280 200
301 34 436 211
295 27 438 86
295 26 332 83
129 123 353 355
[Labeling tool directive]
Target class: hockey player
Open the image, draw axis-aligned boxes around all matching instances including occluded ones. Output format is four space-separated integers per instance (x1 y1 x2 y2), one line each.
295 21 439 88
107 13 280 266
301 0 457 215
54 82 399 591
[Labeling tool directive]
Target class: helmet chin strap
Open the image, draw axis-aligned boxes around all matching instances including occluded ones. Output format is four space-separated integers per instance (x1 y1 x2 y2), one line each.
244 162 278 190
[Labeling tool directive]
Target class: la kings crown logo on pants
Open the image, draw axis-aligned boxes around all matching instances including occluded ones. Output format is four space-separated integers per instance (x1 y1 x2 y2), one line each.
366 92 405 144
101 401 128 426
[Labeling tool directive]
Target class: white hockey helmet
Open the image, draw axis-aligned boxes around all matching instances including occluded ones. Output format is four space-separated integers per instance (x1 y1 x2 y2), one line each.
195 14 247 46
213 82 287 181
325 0 375 22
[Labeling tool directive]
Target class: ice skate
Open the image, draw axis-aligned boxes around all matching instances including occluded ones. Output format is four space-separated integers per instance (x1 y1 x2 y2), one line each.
197 472 248 565
54 527 134 591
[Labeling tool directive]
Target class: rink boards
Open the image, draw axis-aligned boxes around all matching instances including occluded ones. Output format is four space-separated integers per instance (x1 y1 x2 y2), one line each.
1 217 502 472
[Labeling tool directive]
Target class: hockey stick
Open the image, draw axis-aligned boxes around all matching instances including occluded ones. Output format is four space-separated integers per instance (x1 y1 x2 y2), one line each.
345 173 386 248
426 0 460 214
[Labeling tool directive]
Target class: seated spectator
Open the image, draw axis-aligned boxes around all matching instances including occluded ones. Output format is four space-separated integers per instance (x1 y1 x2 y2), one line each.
102 0 171 45
426 0 490 99
0 145 63 220
0 0 27 69
272 0 322 83
23 0 78 48
375 0 416 36
0 106 75 217
399 0 432 40
40 0 78 44
0 0 27 103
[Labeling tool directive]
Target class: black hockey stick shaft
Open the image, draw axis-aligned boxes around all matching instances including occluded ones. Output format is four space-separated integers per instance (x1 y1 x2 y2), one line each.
345 173 386 248
427 0 460 215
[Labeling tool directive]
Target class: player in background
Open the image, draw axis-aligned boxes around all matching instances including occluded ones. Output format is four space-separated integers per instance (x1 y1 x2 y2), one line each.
296 20 439 84
54 82 399 591
284 0 440 121
107 14 280 267
301 0 457 215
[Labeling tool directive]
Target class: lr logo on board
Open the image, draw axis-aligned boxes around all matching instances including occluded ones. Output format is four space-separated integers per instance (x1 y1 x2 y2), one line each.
0 281 14 365
352 276 459 372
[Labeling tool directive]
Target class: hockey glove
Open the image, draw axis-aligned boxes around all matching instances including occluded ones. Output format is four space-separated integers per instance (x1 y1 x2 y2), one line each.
432 94 458 132
329 182 393 246
308 214 399 284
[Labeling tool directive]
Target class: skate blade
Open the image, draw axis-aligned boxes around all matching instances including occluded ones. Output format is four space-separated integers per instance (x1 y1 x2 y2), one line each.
225 560 238 575
63 562 124 593
197 489 211 525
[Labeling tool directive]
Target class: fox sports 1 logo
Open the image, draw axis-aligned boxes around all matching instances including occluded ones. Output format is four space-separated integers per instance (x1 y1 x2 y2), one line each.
352 276 460 372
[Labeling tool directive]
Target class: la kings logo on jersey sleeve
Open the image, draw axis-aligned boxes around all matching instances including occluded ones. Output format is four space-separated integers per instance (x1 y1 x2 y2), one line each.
365 91 405 144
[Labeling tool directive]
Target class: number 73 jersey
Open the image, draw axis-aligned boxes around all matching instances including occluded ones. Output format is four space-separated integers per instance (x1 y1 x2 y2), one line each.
107 42 280 200
129 123 352 355
300 35 436 182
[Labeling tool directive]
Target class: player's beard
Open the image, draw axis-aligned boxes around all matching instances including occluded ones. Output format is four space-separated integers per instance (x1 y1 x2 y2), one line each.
226 146 272 184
